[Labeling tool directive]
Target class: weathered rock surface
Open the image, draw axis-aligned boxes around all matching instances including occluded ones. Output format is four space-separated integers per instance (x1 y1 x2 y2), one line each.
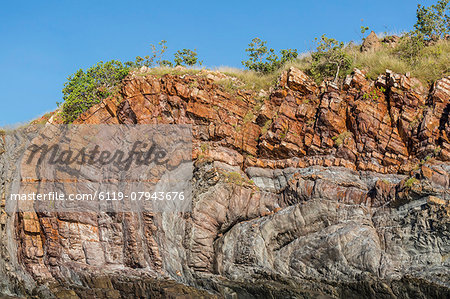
0 67 449 298
361 31 382 52
73 67 449 172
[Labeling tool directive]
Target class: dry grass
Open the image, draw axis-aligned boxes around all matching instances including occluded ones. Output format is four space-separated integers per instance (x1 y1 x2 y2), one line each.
133 66 204 77
215 56 312 91
411 41 450 83
347 40 449 83
346 46 410 80
215 66 279 91
287 39 450 84
216 39 449 89
131 40 449 92
132 65 278 92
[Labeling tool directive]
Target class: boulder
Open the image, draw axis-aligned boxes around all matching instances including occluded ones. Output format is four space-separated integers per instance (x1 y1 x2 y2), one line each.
361 31 381 52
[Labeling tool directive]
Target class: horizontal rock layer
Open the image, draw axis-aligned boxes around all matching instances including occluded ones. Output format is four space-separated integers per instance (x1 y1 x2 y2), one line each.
75 67 450 174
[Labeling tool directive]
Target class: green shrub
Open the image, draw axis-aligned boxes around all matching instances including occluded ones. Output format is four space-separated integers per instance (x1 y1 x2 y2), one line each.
363 86 386 100
310 35 352 83
226 172 244 185
225 171 255 186
129 40 202 68
243 111 254 123
174 49 201 66
414 0 449 40
200 143 209 152
261 119 272 134
59 60 129 123
393 0 449 66
434 146 442 155
332 131 352 146
405 177 418 188
129 40 173 68
242 37 298 74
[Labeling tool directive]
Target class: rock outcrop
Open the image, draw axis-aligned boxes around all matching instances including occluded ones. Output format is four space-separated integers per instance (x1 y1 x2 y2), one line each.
0 67 449 298
361 31 382 52
382 35 400 48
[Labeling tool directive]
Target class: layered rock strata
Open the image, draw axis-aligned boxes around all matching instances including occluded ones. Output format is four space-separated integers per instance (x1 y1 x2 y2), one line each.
0 67 448 298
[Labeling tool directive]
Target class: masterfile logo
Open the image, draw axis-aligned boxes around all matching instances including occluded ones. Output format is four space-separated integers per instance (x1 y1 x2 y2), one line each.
6 124 193 213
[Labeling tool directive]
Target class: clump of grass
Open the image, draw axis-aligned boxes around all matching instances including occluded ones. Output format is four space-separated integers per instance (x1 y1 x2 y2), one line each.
226 172 243 185
332 131 352 146
200 143 209 153
281 39 449 85
216 66 279 91
136 65 279 93
345 45 409 80
225 171 255 186
349 40 449 83
243 111 255 123
215 78 239 93
405 177 418 188
281 55 313 74
261 119 273 135
434 146 442 155
381 179 391 184
254 99 264 112
410 40 450 83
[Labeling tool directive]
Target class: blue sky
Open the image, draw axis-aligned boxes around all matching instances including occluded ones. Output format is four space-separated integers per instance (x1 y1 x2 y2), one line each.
0 0 431 126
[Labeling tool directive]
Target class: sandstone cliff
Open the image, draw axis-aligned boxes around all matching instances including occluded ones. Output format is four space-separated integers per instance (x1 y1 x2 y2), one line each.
0 67 449 298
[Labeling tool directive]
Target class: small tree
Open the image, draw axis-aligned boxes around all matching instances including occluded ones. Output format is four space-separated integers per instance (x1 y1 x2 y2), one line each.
60 60 129 123
152 40 168 66
414 0 449 40
310 35 352 83
360 26 370 40
360 18 370 40
280 49 299 64
174 49 201 66
131 40 170 67
395 0 449 64
242 37 298 74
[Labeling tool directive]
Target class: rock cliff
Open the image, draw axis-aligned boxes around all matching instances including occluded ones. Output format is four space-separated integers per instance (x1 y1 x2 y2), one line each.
0 67 449 298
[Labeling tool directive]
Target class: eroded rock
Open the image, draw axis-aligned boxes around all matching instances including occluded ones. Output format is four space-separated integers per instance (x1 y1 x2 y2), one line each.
0 67 449 298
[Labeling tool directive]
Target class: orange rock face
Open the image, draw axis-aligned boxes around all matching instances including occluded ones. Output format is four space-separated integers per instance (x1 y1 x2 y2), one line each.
73 67 449 174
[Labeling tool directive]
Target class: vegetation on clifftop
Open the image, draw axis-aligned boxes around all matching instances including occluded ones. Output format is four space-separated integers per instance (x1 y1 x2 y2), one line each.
58 61 129 123
237 0 449 83
241 37 298 74
57 0 449 123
